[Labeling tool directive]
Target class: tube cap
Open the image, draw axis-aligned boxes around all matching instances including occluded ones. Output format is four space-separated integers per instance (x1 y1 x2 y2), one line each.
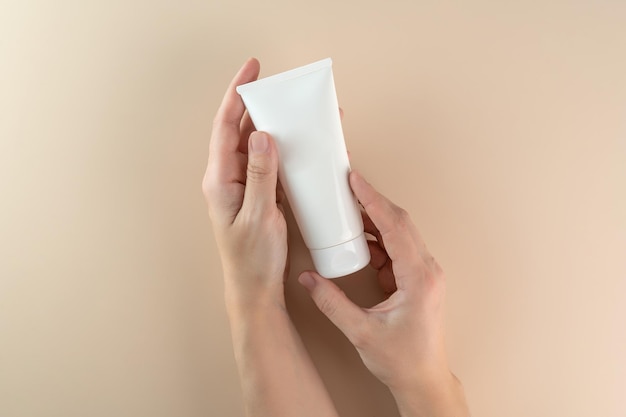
309 234 371 279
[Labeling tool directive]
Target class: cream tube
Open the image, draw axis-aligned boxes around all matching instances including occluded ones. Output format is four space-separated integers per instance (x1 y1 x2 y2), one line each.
236 58 370 278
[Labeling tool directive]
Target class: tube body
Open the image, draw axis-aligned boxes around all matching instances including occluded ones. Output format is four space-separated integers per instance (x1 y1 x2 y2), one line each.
236 58 370 278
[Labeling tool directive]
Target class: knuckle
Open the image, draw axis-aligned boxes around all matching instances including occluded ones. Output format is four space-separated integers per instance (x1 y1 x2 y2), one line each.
423 257 446 296
212 113 227 129
363 192 385 214
246 160 271 182
201 175 215 200
317 293 339 318
395 207 411 226
202 157 219 198
432 258 445 279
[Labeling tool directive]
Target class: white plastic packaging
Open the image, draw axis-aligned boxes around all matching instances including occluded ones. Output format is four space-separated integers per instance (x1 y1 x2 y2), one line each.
236 58 370 278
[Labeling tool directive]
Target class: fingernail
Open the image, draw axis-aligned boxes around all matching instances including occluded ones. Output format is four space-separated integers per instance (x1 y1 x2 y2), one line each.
250 132 269 153
298 272 317 291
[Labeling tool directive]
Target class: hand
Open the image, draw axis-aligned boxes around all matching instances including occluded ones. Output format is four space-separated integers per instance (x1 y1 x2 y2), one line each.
202 60 342 417
202 58 287 310
298 171 469 416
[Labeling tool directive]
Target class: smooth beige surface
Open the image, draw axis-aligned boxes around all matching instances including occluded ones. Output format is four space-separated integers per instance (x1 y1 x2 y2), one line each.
1 1 625 416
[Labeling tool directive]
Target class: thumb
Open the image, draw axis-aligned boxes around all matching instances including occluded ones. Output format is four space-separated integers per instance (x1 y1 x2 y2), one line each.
298 271 367 342
242 131 278 213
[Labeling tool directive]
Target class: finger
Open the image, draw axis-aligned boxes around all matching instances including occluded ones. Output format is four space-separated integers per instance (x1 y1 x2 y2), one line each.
349 170 422 288
351 171 400 236
210 58 260 158
361 210 382 246
203 58 260 225
339 107 344 120
298 271 367 345
350 170 420 249
377 259 397 295
368 240 388 270
240 131 279 218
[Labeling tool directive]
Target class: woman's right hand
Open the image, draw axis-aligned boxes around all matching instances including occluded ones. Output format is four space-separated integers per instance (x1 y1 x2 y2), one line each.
298 170 470 417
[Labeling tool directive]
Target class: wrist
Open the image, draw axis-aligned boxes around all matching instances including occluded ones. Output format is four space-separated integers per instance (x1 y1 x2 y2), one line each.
390 370 470 417
224 276 286 320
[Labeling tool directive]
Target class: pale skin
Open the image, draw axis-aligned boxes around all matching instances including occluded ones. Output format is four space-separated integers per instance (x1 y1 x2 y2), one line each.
202 58 471 417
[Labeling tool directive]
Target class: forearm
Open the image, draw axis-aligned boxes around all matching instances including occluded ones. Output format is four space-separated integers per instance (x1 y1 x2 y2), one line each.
390 371 470 417
226 294 339 417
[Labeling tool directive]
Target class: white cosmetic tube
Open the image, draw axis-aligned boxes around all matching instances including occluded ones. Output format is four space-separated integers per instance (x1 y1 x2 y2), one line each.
236 58 370 278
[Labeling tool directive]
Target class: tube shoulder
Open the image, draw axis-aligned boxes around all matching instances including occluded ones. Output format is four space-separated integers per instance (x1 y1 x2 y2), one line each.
236 58 332 94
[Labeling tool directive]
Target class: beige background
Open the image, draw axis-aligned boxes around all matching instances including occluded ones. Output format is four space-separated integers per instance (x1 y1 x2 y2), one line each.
1 1 625 416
